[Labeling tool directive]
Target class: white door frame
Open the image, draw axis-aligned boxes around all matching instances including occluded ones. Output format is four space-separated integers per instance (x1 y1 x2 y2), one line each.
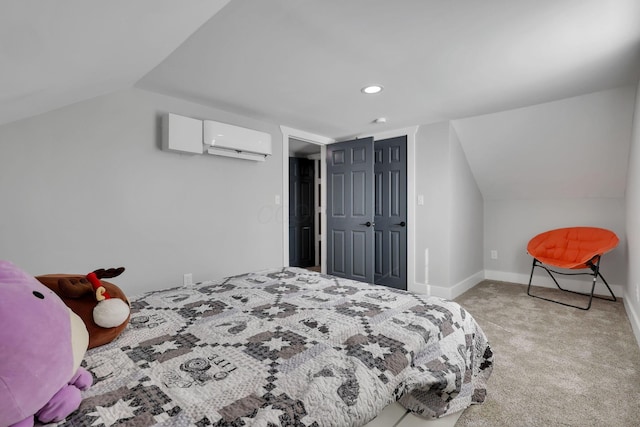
281 126 334 273
281 125 418 292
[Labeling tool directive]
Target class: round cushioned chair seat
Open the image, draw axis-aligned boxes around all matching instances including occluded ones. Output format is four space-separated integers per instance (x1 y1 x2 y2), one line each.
527 227 619 270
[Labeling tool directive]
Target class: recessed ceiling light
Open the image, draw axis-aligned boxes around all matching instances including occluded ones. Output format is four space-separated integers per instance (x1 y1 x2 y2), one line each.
373 117 387 124
361 85 383 94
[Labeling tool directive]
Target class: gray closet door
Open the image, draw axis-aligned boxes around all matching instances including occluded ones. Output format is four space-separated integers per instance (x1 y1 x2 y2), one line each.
374 136 407 290
289 157 315 267
326 137 374 283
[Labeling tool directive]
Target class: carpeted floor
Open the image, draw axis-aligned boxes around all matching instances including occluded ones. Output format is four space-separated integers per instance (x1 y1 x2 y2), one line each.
453 281 640 427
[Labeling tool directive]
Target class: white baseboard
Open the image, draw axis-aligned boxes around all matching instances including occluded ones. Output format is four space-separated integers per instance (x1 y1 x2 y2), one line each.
484 269 625 298
450 271 485 299
623 298 640 348
483 270 526 284
413 270 485 300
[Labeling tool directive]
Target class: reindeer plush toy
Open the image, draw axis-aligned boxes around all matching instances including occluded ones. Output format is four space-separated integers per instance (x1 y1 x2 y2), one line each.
36 267 130 349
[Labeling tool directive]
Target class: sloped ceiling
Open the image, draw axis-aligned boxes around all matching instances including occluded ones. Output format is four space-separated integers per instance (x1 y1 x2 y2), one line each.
136 0 640 139
1 0 639 200
0 0 229 127
452 86 637 200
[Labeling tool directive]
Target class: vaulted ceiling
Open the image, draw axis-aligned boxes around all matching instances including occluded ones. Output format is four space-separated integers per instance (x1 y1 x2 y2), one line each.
0 0 230 127
137 0 640 139
2 0 639 199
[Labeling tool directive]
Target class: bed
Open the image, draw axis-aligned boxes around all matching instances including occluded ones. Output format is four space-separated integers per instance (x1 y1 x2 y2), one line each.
51 267 493 426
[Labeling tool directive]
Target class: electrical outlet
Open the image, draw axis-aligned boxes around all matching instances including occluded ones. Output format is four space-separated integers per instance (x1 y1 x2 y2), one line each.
490 250 498 260
183 273 193 286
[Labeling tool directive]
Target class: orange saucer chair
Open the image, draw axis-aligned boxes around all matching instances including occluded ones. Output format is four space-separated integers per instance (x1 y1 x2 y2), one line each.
526 226 618 310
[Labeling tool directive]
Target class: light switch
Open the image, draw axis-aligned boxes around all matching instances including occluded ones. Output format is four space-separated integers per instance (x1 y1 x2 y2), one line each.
275 195 281 205
417 195 424 205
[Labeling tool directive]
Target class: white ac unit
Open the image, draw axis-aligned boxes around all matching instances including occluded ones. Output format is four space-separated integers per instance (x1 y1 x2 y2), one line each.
203 120 272 161
162 113 204 154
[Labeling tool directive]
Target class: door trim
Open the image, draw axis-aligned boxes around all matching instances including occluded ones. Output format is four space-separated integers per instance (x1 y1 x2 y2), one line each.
280 126 335 273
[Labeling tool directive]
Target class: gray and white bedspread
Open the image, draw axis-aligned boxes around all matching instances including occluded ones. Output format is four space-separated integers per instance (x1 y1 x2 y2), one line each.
55 267 493 426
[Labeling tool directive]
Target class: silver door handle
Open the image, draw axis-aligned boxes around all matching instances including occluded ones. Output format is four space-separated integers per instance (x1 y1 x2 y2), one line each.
360 221 375 227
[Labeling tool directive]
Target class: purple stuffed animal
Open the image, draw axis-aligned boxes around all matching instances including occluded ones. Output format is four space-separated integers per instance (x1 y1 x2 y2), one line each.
0 260 93 427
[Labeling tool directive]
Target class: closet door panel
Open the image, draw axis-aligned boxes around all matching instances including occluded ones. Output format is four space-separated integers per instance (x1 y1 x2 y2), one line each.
326 138 374 283
374 136 407 290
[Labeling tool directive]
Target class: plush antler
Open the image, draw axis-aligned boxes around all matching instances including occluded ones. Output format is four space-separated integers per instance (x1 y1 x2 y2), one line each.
58 277 93 299
57 267 125 299
92 267 125 280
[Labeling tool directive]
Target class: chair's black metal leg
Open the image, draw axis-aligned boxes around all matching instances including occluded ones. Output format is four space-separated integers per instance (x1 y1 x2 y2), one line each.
585 256 617 302
527 258 537 296
585 271 597 310
543 266 564 290
526 257 606 310
596 272 617 302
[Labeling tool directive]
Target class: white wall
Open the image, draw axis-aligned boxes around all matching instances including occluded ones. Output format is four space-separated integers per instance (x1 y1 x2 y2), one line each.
414 122 484 297
415 122 451 290
625 81 640 345
448 125 485 292
0 88 284 295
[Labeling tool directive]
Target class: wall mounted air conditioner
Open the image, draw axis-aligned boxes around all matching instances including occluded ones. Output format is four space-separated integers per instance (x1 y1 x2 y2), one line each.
203 120 272 162
162 113 204 154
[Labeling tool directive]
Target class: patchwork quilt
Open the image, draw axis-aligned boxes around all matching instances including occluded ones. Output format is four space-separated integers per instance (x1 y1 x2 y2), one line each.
51 268 493 426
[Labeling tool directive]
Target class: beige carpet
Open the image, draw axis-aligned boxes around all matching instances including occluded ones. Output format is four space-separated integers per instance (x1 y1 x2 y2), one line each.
453 281 640 427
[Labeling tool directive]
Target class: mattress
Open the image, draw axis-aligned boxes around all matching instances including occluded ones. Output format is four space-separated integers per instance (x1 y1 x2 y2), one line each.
51 267 493 426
